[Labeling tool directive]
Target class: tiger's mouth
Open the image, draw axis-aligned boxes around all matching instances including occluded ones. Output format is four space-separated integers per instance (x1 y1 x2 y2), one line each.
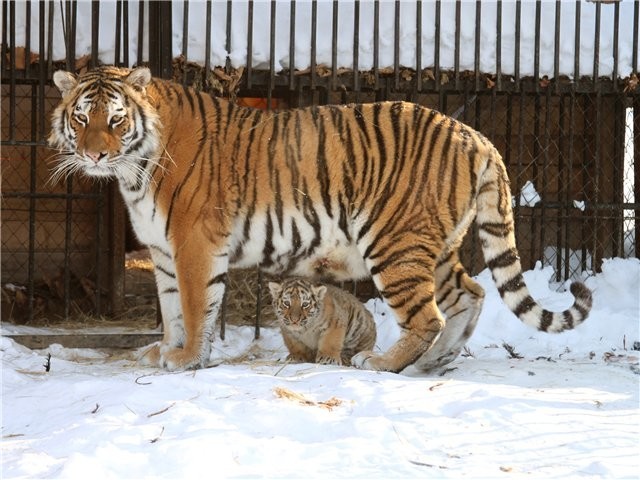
76 153 118 177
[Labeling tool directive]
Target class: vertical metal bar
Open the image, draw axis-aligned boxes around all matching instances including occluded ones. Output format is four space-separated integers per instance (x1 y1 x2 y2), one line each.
91 1 100 68
204 1 211 75
289 0 296 90
331 0 338 90
496 0 502 91
28 87 37 322
540 88 550 276
534 0 541 93
612 0 619 90
310 0 317 90
393 0 400 91
454 0 461 89
574 0 581 81
182 0 189 84
514 0 521 92
353 0 360 93
565 90 576 280
612 97 624 256
415 0 421 93
115 0 122 65
246 0 254 89
434 0 440 91
25 0 31 76
268 0 276 106
123 0 129 67
137 1 144 66
557 95 565 279
38 0 46 140
593 91 602 270
47 0 53 73
474 0 481 92
1 1 8 74
593 0 601 89
373 0 379 89
634 96 640 259
553 0 561 95
633 0 639 74
95 188 103 315
8 0 16 141
225 0 232 72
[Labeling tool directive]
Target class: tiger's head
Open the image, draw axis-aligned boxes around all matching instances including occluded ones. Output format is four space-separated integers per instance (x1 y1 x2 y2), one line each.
48 66 161 187
268 279 327 329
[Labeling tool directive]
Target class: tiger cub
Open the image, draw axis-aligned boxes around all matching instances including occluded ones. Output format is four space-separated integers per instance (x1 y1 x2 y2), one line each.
268 278 377 366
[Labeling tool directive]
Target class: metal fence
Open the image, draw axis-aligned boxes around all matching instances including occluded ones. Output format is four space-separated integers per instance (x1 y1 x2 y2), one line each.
1 0 638 328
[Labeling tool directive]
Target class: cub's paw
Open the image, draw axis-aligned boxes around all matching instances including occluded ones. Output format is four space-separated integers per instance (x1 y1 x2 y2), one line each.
138 342 162 367
160 347 205 371
316 355 342 366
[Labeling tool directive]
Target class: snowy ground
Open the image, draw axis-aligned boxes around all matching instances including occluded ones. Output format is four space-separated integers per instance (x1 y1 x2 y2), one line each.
2 258 639 479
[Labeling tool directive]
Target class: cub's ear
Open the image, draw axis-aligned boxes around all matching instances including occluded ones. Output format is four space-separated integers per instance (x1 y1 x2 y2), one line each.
52 70 78 97
312 285 327 300
126 67 152 92
268 282 282 298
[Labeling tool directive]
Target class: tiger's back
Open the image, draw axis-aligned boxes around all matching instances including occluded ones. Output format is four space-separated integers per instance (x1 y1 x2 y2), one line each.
48 66 592 372
268 278 376 365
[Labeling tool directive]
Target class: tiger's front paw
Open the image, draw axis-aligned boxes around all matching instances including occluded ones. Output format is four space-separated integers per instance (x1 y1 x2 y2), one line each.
160 346 208 371
316 355 342 366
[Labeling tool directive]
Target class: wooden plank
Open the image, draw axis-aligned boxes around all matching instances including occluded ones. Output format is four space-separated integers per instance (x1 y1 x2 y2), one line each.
3 333 162 350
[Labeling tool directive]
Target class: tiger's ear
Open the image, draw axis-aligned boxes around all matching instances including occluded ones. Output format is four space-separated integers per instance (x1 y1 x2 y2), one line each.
312 285 327 300
52 70 78 97
268 282 282 298
125 67 152 93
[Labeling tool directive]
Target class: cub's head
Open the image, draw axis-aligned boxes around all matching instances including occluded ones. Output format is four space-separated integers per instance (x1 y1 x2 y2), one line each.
268 279 327 329
48 66 160 185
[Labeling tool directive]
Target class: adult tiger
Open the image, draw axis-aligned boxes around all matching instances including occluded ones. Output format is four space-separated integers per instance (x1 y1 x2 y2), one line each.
48 66 592 372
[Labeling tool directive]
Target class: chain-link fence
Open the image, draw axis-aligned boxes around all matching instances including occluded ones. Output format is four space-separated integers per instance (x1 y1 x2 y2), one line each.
2 1 638 330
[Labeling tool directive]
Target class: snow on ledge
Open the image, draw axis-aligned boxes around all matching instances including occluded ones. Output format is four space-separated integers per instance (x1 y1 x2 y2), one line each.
9 0 639 79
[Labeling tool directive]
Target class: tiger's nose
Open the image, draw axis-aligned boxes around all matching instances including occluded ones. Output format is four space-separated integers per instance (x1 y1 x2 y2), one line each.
85 150 107 163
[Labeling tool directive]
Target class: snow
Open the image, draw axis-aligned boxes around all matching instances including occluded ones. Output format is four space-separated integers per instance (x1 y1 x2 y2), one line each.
2 258 639 479
8 0 639 79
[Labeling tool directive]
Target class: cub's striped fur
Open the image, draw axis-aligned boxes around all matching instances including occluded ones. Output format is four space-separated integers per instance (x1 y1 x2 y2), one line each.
268 278 377 365
48 66 592 372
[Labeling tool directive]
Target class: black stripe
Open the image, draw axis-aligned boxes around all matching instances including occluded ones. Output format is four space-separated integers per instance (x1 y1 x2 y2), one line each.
512 295 536 317
540 310 554 332
497 275 526 295
208 273 228 287
486 248 519 270
479 221 513 237
155 264 176 279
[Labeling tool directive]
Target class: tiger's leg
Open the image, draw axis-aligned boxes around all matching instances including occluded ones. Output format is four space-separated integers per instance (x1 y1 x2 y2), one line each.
159 234 228 371
352 238 445 373
315 323 347 365
281 330 315 363
138 246 185 367
413 252 485 372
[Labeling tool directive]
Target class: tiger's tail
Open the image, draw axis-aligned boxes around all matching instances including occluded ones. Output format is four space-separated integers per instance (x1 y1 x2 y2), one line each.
475 149 592 333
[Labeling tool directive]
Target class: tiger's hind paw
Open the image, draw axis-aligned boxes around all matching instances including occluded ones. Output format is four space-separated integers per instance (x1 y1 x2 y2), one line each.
351 351 394 372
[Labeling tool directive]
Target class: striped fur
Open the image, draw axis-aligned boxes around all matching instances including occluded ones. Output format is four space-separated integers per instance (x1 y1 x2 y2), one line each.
48 66 592 372
268 278 376 365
